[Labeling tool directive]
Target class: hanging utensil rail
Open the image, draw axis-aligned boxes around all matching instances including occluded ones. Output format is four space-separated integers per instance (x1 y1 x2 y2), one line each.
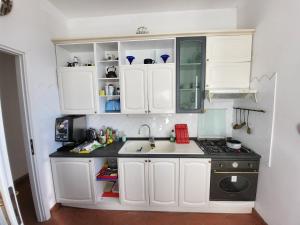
233 107 266 113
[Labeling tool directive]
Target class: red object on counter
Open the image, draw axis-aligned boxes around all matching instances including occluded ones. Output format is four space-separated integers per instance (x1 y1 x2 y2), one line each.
175 124 190 144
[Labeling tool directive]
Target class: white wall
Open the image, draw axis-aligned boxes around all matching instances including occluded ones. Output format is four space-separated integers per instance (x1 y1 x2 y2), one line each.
0 52 28 181
236 1 300 225
65 9 237 38
0 0 67 219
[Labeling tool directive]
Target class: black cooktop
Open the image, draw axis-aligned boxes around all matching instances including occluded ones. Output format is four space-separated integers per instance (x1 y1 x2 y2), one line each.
197 139 255 155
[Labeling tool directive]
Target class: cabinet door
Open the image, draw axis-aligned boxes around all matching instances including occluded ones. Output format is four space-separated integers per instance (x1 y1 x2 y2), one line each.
120 65 148 114
206 35 252 62
149 158 179 207
179 159 211 207
118 158 149 206
51 158 95 204
176 37 206 113
57 67 97 114
206 62 251 89
147 64 175 113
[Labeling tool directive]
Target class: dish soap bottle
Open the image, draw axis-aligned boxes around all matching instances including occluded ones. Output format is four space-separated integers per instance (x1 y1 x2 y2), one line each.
170 129 175 142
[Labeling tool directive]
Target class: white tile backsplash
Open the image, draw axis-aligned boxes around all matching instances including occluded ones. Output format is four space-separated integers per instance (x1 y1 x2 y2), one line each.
87 100 234 138
87 114 199 137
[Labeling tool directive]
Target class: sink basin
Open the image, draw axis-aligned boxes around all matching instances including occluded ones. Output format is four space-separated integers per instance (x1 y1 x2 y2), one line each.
118 141 153 154
118 140 204 155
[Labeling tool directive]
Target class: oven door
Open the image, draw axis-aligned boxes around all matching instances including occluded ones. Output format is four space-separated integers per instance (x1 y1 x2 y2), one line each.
210 171 258 201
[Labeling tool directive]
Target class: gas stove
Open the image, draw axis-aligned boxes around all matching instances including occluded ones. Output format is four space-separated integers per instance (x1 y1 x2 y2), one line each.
197 139 255 155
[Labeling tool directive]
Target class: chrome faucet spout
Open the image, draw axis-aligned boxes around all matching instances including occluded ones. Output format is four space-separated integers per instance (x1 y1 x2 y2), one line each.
138 124 155 147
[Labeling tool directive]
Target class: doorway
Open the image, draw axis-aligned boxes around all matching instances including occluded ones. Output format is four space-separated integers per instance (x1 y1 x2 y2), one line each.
0 46 48 224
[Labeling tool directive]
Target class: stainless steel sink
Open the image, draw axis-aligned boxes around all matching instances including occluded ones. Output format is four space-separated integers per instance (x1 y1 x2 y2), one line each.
118 140 204 155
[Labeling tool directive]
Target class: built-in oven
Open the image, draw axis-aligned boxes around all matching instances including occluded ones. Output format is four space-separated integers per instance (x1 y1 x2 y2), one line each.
210 160 259 201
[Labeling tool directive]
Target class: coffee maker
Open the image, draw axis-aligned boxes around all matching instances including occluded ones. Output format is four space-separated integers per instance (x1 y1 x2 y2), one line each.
55 115 87 151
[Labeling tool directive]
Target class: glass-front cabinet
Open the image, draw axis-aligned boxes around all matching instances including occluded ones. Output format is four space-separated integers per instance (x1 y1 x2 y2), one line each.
176 37 206 113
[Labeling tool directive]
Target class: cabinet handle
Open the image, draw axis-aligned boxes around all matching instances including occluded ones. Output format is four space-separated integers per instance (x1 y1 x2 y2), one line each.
206 59 209 62
145 160 147 162
148 160 151 162
148 110 151 113
145 110 148 113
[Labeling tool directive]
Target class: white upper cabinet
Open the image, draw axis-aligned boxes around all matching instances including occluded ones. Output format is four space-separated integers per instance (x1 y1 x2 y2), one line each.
118 158 149 206
120 64 175 114
179 159 211 208
149 158 179 207
147 64 175 113
58 67 97 114
120 65 148 114
206 35 252 62
206 35 253 89
51 158 95 204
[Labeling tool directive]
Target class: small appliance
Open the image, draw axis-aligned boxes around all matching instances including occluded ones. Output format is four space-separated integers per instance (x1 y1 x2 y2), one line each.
55 115 87 151
144 58 155 64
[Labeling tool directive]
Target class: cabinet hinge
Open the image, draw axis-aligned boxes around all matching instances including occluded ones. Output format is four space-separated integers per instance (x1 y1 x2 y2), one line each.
30 139 35 155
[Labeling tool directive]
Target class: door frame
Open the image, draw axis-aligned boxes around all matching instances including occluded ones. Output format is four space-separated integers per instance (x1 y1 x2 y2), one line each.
0 44 49 222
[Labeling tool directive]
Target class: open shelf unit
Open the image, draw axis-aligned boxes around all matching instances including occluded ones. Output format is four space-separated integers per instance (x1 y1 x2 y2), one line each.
119 39 175 65
94 158 119 202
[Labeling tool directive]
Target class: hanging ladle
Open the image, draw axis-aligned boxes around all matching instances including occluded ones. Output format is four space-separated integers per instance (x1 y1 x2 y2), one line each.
236 109 243 129
233 108 239 129
240 109 246 128
246 110 251 134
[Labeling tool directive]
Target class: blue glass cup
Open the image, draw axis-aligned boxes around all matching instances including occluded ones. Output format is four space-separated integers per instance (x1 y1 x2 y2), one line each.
126 56 135 65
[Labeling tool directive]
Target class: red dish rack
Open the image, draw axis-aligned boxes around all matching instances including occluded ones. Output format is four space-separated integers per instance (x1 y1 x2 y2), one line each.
175 124 190 144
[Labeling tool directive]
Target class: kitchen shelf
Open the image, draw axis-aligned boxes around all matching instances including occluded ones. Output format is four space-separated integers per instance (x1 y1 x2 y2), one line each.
97 60 119 63
180 63 202 66
206 89 258 102
99 95 120 98
96 167 118 181
98 78 119 80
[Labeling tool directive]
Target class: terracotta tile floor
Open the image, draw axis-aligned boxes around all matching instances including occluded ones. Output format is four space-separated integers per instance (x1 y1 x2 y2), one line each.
16 177 266 225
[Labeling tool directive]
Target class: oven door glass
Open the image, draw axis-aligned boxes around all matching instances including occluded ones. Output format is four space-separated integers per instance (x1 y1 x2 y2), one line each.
210 172 258 201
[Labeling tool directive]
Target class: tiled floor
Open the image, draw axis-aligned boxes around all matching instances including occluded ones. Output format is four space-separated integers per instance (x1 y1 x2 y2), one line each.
16 177 266 225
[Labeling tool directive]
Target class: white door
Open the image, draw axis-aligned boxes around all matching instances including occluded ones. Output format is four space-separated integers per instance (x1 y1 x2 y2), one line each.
118 158 149 206
149 158 179 207
206 62 251 89
206 35 252 62
179 159 211 208
147 64 175 113
58 67 97 114
51 158 95 204
120 65 148 114
0 101 23 225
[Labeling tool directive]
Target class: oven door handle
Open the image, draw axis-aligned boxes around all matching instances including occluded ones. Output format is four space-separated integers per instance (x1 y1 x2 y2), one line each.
213 171 259 174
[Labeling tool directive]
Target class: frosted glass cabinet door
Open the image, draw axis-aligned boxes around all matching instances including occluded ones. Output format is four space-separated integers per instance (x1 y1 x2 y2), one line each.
120 65 148 114
179 159 211 208
58 67 97 114
118 158 149 206
149 158 179 207
147 64 175 113
176 37 206 113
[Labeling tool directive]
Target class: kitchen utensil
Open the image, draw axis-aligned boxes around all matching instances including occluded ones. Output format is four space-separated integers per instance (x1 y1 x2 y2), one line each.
105 84 109 96
106 66 117 78
126 56 135 64
226 139 242 149
108 85 114 96
236 109 243 129
144 58 155 64
86 128 97 142
240 109 246 128
160 54 170 63
233 109 239 129
246 110 252 134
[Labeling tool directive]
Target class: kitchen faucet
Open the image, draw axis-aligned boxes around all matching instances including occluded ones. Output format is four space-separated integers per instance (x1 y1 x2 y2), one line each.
138 124 155 148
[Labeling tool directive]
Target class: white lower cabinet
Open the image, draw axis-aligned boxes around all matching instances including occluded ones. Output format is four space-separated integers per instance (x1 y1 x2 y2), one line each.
149 158 179 206
179 158 211 208
51 158 95 204
118 158 179 207
118 158 149 206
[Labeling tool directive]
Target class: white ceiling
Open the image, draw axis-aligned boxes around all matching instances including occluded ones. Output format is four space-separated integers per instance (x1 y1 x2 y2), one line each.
48 0 238 18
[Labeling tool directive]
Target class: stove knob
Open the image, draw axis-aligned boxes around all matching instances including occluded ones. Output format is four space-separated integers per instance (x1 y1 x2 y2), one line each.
232 162 239 168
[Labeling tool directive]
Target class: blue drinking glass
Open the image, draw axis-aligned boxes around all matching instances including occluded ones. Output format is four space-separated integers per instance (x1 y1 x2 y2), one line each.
126 56 135 65
160 54 170 63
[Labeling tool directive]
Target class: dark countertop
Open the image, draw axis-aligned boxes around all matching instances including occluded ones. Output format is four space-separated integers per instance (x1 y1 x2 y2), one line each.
49 139 261 160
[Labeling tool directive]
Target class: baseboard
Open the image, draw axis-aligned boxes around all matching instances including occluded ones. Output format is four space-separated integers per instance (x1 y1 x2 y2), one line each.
252 208 268 225
50 203 61 213
14 174 29 186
